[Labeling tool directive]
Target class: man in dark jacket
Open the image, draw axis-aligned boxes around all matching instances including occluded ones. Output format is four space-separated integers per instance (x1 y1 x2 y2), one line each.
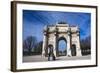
48 45 55 61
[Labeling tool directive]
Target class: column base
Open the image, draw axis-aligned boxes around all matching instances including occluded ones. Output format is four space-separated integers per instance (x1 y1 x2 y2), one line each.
67 49 72 57
53 50 56 58
42 53 45 57
76 48 82 56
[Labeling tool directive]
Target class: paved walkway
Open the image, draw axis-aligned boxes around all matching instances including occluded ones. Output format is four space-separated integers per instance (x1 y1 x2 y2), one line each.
23 55 91 62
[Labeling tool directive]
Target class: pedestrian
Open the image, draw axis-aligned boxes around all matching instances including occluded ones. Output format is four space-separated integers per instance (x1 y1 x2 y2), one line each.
48 45 55 61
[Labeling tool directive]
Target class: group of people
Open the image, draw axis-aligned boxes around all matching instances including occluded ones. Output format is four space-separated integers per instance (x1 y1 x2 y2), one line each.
48 45 56 61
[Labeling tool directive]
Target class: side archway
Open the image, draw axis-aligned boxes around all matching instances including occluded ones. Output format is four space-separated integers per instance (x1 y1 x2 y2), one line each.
71 44 76 56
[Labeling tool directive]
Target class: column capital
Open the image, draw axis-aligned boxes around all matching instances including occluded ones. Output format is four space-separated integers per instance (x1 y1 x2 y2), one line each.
67 31 71 36
77 33 79 36
76 31 80 36
54 32 58 36
67 27 71 36
43 32 48 36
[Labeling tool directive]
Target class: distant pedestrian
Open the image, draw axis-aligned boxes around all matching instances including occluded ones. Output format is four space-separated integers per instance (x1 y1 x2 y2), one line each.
48 45 55 61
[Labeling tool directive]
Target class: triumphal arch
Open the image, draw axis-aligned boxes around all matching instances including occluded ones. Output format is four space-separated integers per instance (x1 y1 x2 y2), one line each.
42 22 82 57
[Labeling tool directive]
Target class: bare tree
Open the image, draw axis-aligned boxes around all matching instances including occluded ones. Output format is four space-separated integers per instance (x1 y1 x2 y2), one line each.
80 35 91 55
23 36 37 53
34 41 43 54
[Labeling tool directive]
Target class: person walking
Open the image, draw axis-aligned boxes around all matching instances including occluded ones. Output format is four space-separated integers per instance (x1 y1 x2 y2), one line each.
48 45 55 61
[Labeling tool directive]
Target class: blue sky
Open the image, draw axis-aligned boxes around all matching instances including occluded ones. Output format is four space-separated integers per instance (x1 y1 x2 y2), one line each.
23 10 91 43
58 40 67 51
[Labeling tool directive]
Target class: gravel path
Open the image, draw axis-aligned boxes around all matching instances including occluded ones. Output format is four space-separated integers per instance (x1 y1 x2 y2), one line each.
23 55 91 62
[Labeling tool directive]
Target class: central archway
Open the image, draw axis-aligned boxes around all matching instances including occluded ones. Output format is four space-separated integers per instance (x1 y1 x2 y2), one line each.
57 37 67 56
